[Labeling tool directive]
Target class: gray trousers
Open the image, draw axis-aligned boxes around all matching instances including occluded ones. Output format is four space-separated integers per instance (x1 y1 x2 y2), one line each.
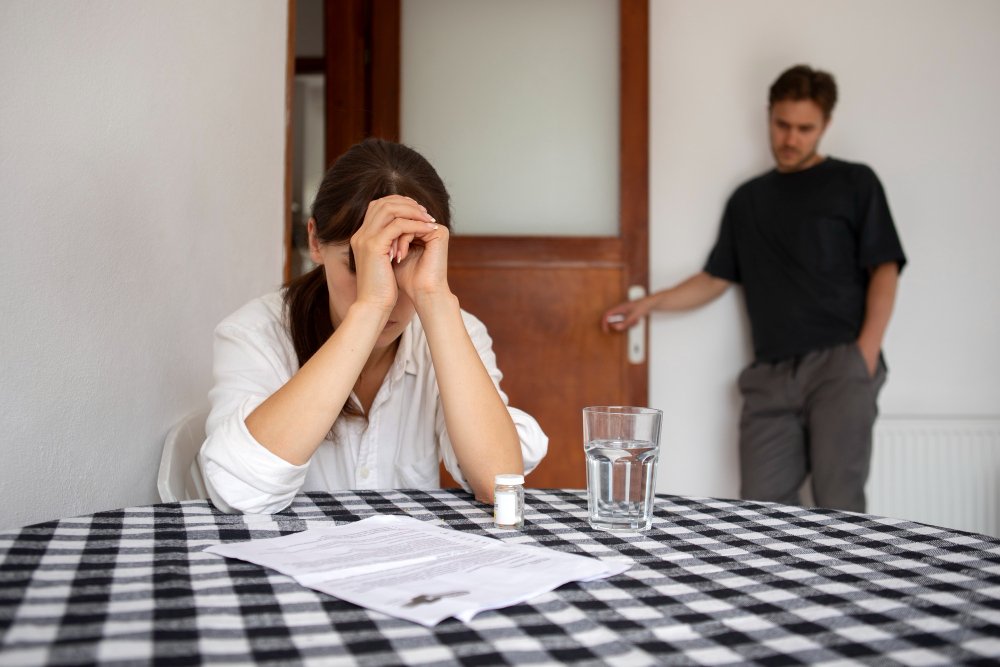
737 342 887 512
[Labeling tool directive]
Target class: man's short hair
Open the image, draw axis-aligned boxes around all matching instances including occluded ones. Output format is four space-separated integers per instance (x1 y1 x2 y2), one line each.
769 65 838 118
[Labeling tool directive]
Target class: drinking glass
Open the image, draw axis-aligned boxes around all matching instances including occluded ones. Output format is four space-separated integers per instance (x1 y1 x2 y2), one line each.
583 406 662 531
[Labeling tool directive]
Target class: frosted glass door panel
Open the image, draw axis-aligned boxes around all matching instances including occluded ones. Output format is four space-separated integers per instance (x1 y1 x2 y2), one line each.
401 0 619 236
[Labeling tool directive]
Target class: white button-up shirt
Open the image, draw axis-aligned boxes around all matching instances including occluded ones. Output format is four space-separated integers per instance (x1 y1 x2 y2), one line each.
199 292 548 514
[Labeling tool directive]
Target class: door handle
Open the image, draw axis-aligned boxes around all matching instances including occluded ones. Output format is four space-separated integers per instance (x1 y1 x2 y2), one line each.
627 285 646 364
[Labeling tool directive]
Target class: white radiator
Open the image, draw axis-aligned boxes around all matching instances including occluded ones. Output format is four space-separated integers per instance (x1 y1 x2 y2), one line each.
866 416 1000 538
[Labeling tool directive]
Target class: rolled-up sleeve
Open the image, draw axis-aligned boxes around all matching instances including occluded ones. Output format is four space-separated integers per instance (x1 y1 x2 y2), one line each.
199 319 309 514
437 313 548 488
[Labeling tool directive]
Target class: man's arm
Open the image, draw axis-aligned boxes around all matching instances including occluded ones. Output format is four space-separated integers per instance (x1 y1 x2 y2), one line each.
602 271 731 332
857 262 900 375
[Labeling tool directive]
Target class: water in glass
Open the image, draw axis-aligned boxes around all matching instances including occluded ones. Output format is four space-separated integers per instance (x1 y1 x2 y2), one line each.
586 438 658 531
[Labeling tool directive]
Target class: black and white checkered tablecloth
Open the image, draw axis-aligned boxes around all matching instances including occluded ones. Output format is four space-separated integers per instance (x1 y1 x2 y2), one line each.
1 489 999 666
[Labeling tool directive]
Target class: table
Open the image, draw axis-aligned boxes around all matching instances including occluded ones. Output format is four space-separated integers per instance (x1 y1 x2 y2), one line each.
2 489 999 665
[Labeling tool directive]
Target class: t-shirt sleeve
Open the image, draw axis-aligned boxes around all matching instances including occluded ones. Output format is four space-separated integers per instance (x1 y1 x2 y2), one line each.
855 165 907 272
703 196 741 282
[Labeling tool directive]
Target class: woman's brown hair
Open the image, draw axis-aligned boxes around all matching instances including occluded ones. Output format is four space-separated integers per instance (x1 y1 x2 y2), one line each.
283 138 452 418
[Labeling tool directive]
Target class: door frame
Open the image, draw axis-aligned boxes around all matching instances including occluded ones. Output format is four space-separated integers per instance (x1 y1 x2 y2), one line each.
283 1 650 485
285 2 650 405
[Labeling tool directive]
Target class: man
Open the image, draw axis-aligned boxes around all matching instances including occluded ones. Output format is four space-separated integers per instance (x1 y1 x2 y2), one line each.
603 65 906 512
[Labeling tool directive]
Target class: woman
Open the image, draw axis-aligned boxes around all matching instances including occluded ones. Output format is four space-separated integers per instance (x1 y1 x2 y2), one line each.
199 138 547 514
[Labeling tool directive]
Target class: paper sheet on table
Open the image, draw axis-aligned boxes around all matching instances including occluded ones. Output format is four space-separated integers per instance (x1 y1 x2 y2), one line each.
205 515 631 626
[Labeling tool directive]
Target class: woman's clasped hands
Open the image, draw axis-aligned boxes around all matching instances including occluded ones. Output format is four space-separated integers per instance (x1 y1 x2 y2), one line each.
350 195 451 315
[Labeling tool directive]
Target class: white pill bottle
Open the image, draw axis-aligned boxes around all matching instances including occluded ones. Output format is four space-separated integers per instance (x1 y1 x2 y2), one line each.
493 474 525 529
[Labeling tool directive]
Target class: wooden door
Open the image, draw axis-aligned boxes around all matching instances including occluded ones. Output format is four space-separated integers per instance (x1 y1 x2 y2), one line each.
448 237 646 489
291 0 648 489
445 3 648 488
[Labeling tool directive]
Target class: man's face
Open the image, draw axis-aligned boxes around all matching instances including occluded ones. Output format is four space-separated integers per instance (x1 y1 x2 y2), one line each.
768 99 829 172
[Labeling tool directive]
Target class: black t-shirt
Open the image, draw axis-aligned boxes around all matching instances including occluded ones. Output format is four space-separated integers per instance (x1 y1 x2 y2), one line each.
704 158 906 362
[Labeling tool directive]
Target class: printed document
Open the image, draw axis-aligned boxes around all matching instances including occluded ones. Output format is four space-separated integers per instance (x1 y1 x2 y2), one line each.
206 515 630 626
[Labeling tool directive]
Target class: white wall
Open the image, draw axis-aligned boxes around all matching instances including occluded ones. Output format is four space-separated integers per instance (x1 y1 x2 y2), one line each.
0 2 286 529
650 0 1000 498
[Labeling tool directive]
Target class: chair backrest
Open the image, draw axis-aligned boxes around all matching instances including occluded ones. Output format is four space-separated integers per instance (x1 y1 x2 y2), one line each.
158 408 211 502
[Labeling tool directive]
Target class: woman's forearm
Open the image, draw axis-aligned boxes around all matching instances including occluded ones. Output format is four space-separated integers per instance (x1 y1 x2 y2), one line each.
245 302 387 465
415 292 522 504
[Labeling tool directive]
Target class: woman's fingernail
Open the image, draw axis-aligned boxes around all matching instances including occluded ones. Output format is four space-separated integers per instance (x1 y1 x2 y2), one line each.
428 215 436 222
